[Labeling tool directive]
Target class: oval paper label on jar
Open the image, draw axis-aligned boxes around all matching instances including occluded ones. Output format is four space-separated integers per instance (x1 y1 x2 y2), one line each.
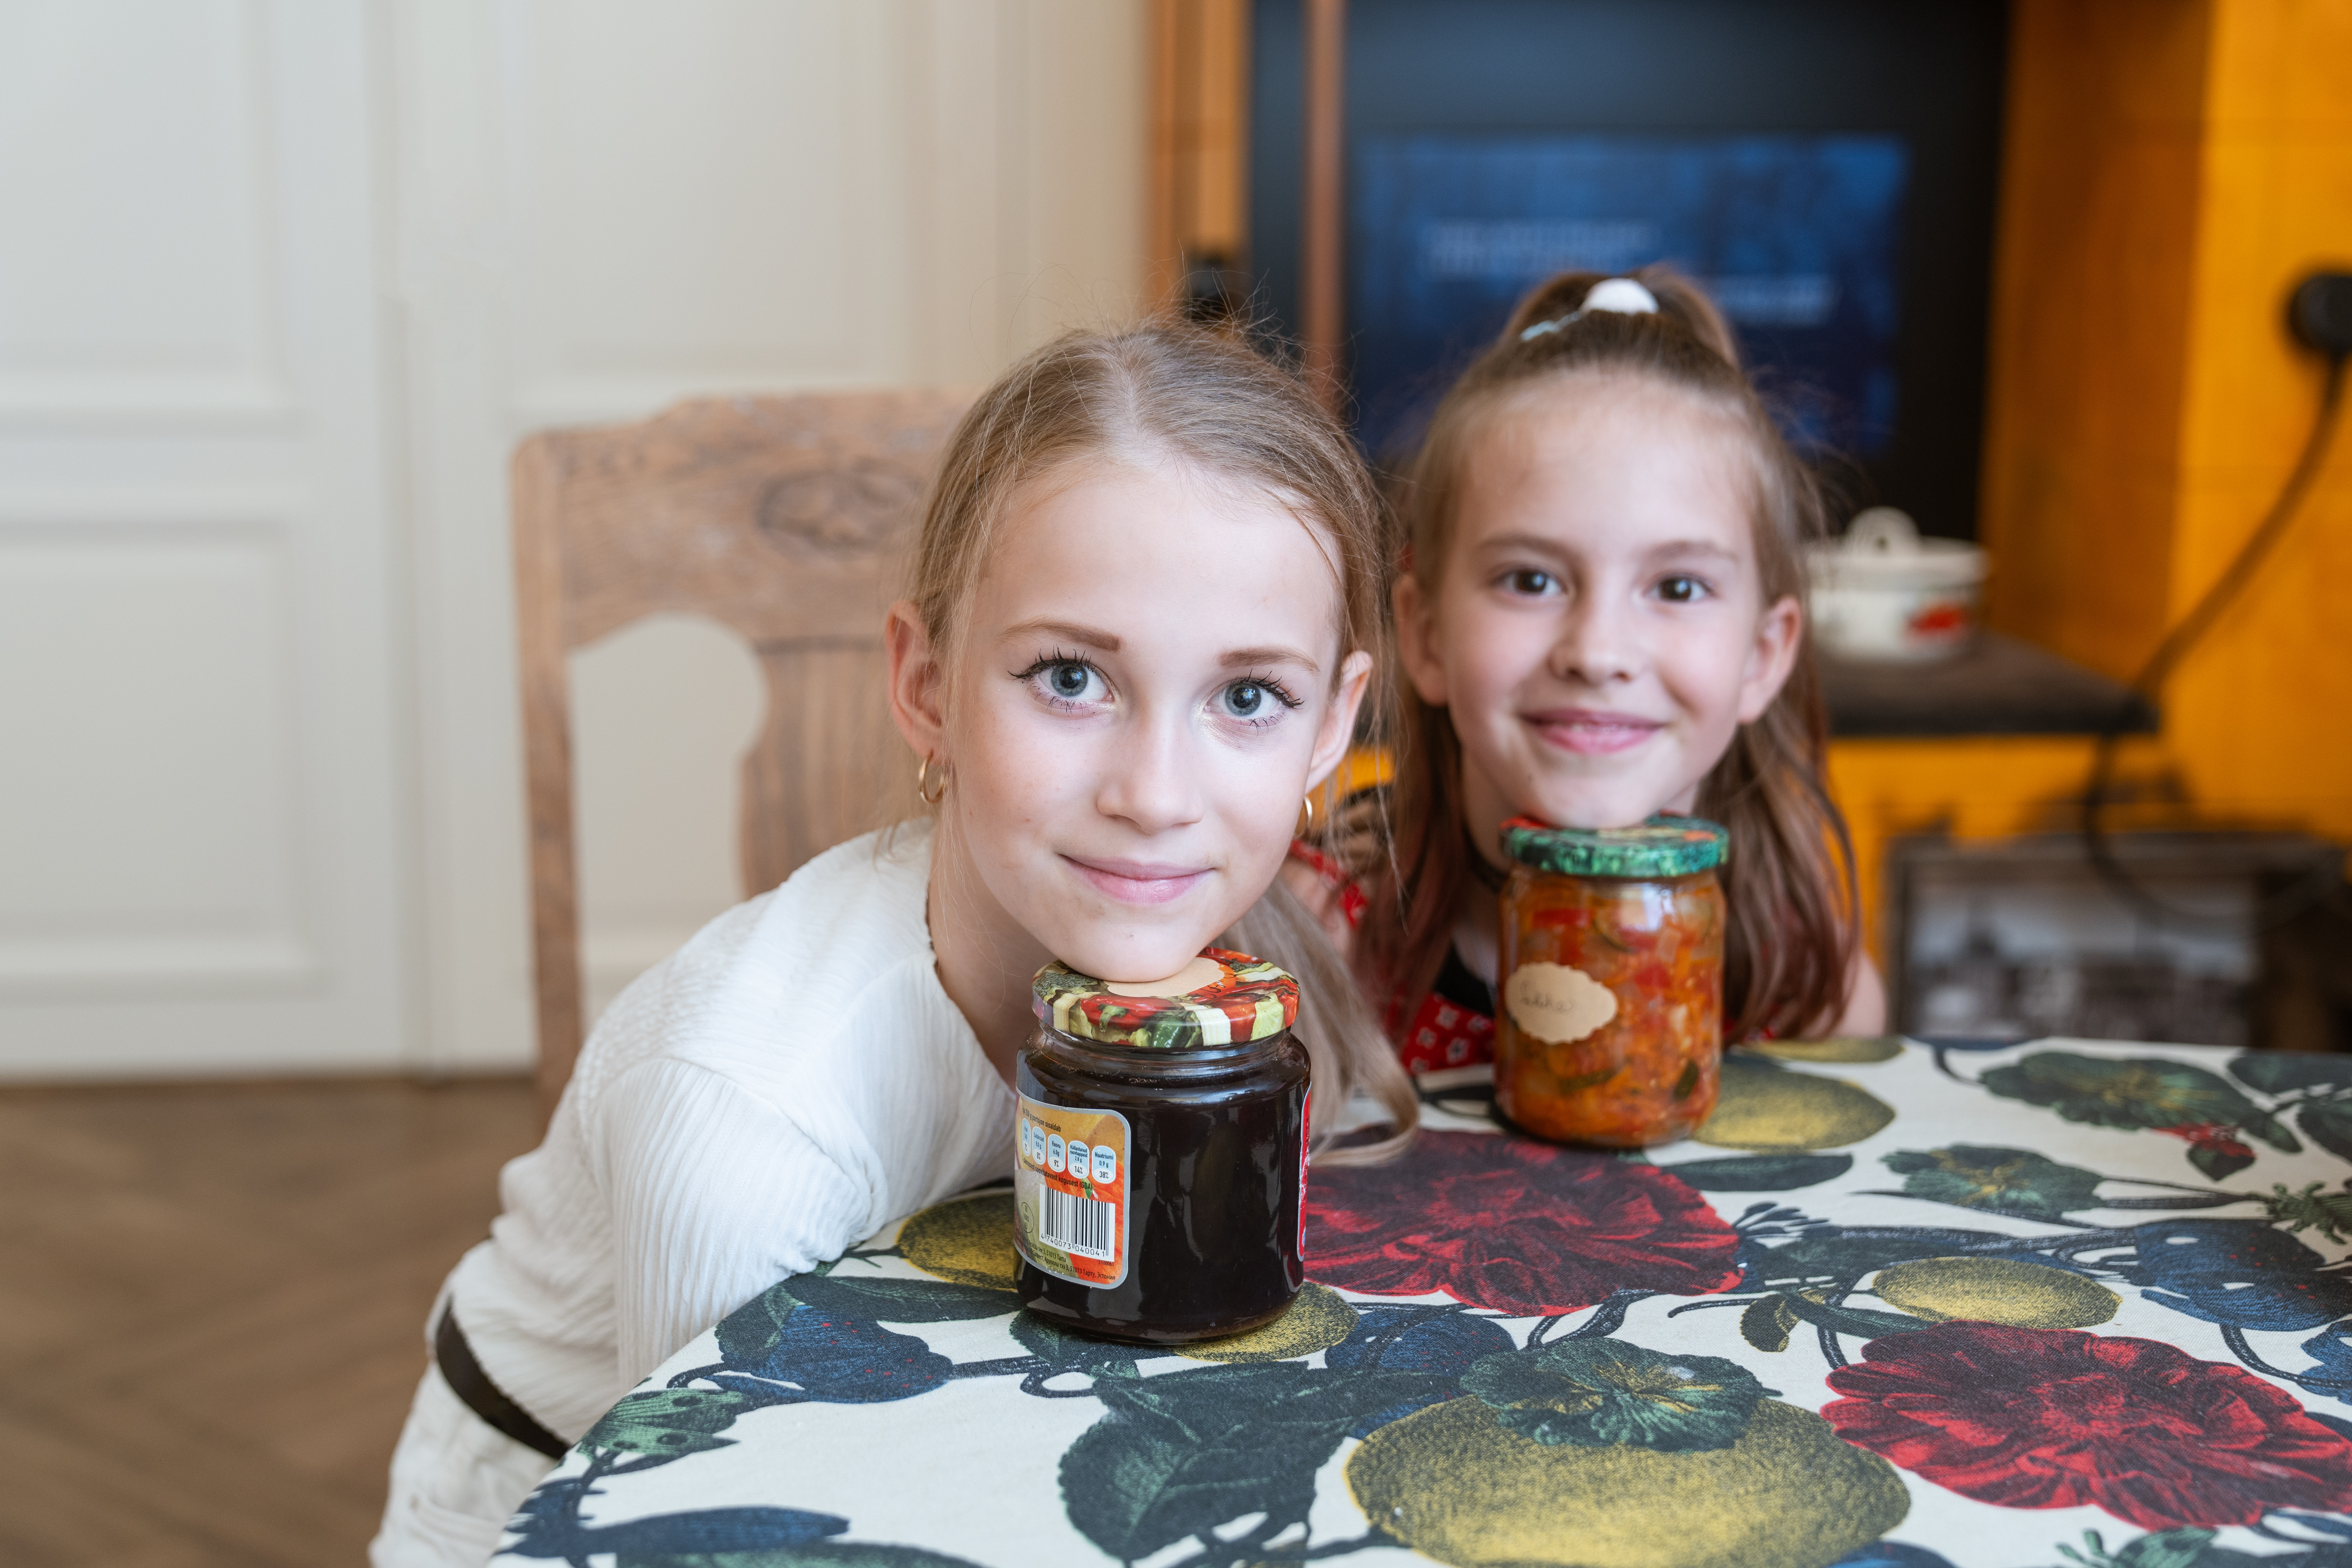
1505 962 1619 1045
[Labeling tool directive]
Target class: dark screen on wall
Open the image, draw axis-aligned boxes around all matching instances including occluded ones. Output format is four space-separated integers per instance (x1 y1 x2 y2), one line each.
1249 0 2009 541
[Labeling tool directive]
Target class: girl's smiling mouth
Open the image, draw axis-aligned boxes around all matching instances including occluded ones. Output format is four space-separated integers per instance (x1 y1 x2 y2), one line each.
1522 707 1667 756
1061 855 1215 905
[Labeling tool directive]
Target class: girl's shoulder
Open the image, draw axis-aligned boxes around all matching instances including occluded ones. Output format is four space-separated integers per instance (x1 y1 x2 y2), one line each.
573 820 964 1104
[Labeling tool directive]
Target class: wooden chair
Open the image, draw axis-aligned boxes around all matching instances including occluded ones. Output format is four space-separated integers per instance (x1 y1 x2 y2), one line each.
512 390 973 1108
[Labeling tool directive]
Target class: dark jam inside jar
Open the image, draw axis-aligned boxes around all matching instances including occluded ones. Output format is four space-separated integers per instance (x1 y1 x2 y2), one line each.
1016 947 1310 1343
1014 1025 1308 1344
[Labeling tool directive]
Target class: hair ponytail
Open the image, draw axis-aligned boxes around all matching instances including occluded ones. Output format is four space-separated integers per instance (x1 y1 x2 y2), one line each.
1358 266 1860 1044
1501 269 1744 367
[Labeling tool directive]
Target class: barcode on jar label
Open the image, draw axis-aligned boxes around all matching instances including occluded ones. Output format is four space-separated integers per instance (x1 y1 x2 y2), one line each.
1038 1185 1117 1261
1015 1094 1131 1289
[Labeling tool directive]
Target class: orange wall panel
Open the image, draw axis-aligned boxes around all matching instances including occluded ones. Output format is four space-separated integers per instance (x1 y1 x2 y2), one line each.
1979 0 2212 681
2161 0 2352 840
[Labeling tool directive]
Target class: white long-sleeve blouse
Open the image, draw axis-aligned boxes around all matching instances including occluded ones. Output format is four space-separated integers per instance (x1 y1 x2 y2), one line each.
439 819 1015 1442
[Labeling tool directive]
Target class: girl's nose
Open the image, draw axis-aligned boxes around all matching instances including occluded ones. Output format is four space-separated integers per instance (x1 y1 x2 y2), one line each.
1094 709 1208 834
1550 592 1640 686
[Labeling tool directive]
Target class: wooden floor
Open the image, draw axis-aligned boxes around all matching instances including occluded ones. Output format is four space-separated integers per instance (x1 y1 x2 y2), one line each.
0 1077 541 1568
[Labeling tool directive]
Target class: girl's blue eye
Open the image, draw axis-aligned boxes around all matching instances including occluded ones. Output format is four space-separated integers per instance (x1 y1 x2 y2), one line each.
1021 657 1107 705
1216 676 1299 724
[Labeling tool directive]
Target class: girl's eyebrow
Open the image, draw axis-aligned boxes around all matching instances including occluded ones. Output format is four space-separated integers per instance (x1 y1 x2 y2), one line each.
1471 533 1738 561
1003 618 1121 651
1003 620 1320 675
1221 644 1320 674
1645 539 1741 562
1470 530 1571 559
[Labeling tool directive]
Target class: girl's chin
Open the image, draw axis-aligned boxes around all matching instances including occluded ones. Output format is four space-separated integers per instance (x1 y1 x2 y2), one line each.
1049 934 1225 988
1518 776 1687 831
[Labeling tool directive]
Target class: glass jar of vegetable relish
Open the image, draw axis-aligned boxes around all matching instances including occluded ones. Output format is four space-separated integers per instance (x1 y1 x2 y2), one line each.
1492 815 1727 1147
1014 947 1310 1344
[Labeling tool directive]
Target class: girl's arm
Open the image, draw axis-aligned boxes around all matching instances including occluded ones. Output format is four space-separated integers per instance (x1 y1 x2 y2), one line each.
602 1057 866 1386
1828 945 1889 1037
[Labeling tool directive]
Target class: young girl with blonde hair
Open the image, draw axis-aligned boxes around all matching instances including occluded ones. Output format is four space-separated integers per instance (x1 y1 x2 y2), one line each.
1356 267 1885 1070
373 321 1416 1567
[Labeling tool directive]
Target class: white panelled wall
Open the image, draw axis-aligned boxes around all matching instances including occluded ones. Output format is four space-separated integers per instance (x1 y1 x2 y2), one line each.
0 0 1147 1078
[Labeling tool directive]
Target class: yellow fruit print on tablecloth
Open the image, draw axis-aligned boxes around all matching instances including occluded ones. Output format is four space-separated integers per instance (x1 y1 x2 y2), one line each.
1349 1397 1909 1568
1695 1055 1896 1150
899 1191 1019 1290
1873 1256 2119 1329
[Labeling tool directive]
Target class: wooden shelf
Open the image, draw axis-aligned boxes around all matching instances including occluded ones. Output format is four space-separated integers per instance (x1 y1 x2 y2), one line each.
1823 634 2159 739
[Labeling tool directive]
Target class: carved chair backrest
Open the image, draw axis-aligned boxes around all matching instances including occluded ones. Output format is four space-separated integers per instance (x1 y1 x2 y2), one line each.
512 389 972 1106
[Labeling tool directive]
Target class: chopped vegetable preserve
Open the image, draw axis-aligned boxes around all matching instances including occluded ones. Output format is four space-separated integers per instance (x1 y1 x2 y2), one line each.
1492 816 1727 1146
1015 948 1309 1343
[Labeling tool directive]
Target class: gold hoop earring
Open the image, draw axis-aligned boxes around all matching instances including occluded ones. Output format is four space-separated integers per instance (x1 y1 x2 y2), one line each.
917 753 947 805
1296 792 1316 838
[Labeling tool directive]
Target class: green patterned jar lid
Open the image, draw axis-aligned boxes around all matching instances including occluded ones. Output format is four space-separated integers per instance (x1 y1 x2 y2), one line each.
1500 814 1728 878
1032 946 1299 1050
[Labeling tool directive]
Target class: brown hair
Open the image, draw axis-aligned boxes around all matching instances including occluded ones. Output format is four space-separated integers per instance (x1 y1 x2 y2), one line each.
908 320 1417 1162
1358 266 1859 1044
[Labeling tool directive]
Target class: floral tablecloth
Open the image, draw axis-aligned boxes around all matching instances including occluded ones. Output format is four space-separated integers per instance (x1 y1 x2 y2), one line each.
494 1038 2352 1568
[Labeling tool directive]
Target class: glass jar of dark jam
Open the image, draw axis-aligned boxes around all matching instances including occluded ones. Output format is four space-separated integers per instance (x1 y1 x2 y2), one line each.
1494 815 1728 1148
1014 947 1309 1344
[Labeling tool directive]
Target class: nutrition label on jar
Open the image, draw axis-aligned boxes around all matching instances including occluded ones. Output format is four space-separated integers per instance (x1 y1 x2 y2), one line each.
1014 1096 1131 1289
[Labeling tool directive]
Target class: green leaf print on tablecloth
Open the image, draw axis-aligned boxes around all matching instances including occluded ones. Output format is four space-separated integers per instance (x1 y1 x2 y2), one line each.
584 1388 765 1456
1458 1339 1771 1450
1882 1145 2105 1219
2295 1102 2352 1166
1977 1052 2296 1180
1652 1152 1855 1190
783 1273 1025 1323
1009 1310 1144 1375
617 1537 995 1566
1059 1360 1453 1564
1878 1143 2352 1244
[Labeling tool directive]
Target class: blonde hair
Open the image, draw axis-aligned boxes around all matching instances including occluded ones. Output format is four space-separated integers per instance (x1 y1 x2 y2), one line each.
1359 267 1860 1045
908 320 1417 1162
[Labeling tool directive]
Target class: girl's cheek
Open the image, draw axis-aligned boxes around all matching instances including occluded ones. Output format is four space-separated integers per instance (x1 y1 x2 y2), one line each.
1657 622 1754 722
1452 615 1547 706
951 699 1081 824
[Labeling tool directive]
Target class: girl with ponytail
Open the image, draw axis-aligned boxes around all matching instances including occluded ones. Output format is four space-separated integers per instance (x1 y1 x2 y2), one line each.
1355 266 1885 1069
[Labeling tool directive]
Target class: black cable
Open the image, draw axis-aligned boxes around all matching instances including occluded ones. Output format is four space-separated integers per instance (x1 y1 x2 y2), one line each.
2080 351 2349 931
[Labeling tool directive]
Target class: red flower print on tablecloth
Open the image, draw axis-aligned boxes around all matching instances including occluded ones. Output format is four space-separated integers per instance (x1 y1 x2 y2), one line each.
1302 1130 1741 1316
1822 1320 2352 1529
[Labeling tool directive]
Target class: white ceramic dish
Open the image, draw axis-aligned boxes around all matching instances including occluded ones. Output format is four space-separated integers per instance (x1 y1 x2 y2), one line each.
1806 508 1990 663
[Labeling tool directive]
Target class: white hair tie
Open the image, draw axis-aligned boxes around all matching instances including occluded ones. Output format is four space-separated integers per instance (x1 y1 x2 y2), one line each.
1519 277 1661 341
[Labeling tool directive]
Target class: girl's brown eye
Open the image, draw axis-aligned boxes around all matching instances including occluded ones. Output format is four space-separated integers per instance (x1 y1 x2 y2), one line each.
1506 569 1555 595
1658 576 1702 603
